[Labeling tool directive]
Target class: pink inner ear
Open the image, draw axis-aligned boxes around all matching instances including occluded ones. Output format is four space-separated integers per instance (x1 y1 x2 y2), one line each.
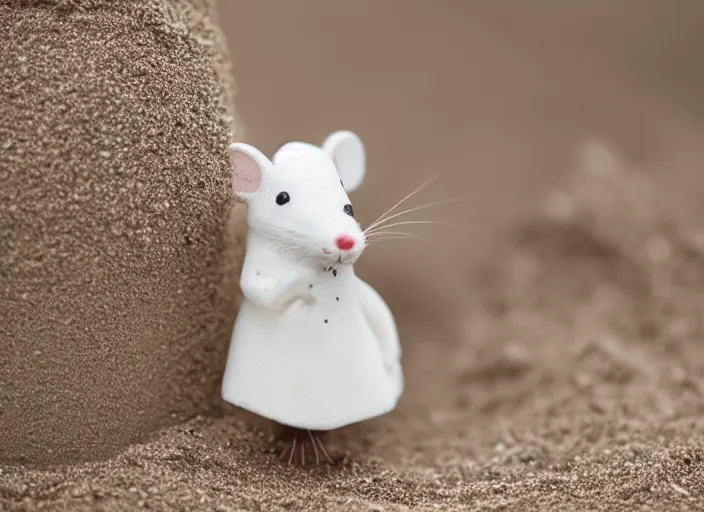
230 151 261 195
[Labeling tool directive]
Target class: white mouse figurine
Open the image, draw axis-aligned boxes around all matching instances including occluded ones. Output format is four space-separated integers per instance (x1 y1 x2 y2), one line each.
221 131 403 465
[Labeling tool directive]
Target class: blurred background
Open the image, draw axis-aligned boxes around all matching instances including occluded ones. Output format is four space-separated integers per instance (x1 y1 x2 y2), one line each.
218 0 704 322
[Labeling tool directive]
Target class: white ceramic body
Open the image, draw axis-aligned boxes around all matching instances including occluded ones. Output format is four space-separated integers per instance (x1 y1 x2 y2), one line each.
222 230 403 430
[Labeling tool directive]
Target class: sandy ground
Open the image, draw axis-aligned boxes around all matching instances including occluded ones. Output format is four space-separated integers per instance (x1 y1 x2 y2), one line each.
3 1 704 510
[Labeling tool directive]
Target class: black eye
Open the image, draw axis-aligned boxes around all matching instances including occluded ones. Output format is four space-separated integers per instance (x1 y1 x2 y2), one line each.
276 192 290 205
343 204 354 217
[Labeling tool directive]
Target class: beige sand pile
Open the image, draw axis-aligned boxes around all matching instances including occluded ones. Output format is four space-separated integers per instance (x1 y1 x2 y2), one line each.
0 0 242 465
2 144 703 510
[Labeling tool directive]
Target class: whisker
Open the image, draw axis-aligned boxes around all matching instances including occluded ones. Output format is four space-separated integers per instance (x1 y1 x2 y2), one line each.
366 220 461 235
308 430 320 465
365 231 430 244
364 172 442 232
364 197 463 233
315 436 333 464
366 230 425 238
366 240 430 249
367 236 427 245
288 438 296 465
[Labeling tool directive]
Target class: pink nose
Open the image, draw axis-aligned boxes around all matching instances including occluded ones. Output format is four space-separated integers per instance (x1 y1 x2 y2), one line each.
335 235 355 251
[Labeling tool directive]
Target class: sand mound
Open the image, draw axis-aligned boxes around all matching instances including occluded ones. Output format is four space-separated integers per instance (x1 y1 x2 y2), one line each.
3 143 702 510
0 0 241 465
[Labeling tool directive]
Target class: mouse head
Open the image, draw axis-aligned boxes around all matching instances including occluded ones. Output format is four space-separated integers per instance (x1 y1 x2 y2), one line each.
228 130 367 265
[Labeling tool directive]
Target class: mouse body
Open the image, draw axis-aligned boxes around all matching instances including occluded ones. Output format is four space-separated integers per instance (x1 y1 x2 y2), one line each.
221 131 403 463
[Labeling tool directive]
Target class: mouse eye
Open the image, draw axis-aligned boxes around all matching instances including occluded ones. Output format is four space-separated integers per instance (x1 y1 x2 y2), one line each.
343 204 354 217
276 192 290 205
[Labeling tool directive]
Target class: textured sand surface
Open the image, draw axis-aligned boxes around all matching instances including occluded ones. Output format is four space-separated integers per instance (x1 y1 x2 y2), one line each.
0 0 241 465
2 149 704 510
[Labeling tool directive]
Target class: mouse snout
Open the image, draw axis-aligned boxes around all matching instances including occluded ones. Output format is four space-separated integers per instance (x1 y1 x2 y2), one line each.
335 235 356 251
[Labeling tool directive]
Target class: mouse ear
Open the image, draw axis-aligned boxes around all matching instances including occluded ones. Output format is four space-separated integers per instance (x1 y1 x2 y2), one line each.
322 130 366 192
227 142 270 202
